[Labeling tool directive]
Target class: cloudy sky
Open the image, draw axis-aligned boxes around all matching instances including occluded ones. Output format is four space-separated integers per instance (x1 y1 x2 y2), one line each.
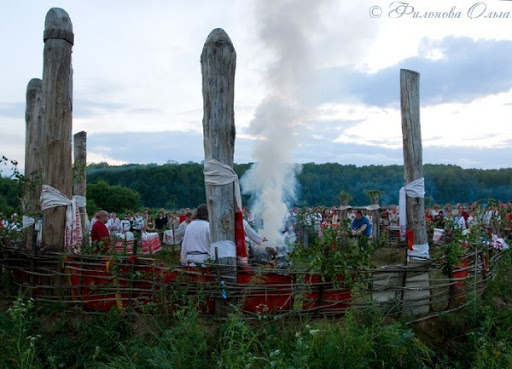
2 0 512 172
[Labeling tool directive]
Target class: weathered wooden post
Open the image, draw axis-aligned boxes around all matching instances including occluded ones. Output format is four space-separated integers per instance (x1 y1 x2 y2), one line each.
365 189 381 242
40 8 74 251
400 68 430 316
73 131 87 238
201 28 237 284
400 69 429 260
23 78 44 250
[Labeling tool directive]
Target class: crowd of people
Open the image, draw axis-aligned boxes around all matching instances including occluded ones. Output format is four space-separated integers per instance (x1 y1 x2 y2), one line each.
286 201 512 246
0 212 21 231
2 200 512 260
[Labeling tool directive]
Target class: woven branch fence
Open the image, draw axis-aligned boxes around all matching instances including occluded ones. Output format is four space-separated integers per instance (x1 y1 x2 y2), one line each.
0 243 504 321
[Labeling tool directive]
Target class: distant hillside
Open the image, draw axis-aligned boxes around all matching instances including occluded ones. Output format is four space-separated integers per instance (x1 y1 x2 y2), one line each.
86 162 512 209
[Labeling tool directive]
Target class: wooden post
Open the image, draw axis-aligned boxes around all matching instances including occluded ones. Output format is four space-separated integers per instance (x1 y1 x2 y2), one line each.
400 69 429 259
73 131 87 239
201 28 237 290
400 69 430 316
41 8 74 251
201 29 236 246
23 78 44 250
366 190 381 242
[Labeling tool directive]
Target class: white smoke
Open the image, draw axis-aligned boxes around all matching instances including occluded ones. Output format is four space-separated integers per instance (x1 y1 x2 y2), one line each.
241 0 328 246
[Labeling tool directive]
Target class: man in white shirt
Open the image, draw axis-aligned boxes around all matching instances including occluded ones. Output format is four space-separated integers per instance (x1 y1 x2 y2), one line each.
180 204 210 265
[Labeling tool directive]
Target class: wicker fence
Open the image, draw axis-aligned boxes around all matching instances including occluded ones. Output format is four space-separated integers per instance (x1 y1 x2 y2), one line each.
0 243 504 320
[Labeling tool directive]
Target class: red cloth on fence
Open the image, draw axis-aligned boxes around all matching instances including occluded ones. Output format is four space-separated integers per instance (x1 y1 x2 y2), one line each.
235 210 248 266
141 232 162 254
406 230 414 251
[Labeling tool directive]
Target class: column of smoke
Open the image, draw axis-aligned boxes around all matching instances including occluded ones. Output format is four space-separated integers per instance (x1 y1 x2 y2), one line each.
241 0 327 251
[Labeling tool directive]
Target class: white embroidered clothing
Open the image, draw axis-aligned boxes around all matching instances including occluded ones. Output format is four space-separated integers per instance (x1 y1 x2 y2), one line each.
180 219 210 264
120 220 131 232
175 220 190 243
243 219 263 245
132 216 144 231
107 218 121 233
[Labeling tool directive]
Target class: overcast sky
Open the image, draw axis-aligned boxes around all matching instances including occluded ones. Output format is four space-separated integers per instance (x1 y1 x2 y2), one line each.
2 0 512 172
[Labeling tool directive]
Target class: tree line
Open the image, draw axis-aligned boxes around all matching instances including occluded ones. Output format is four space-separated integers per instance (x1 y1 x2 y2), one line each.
86 162 512 211
1 161 511 215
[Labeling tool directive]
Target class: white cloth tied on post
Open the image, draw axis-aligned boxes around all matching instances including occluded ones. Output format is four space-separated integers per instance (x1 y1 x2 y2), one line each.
398 177 429 260
203 159 242 211
74 195 86 208
399 177 426 231
203 159 242 262
40 185 83 254
22 215 35 229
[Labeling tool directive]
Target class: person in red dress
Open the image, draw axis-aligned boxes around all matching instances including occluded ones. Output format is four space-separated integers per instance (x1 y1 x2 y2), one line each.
91 210 111 252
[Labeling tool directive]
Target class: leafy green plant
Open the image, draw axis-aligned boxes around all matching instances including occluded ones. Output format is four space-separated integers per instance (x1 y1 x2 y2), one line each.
290 226 373 286
0 296 42 369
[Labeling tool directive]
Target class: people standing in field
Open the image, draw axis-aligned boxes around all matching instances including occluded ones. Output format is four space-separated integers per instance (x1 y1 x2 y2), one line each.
167 212 180 231
120 214 131 233
155 211 168 231
175 211 193 244
444 203 457 218
452 207 467 231
0 212 8 228
142 210 150 228
91 210 111 252
106 212 121 234
7 213 20 231
146 215 156 231
456 204 469 222
388 204 399 227
132 211 144 234
466 210 478 229
351 210 372 250
180 204 210 266
179 208 191 224
433 210 445 229
431 204 441 218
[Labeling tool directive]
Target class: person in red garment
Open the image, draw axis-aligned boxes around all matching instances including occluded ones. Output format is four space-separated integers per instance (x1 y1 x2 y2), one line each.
91 210 111 252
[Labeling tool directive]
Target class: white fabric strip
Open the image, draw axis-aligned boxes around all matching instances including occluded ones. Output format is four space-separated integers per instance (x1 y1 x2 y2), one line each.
404 177 425 198
399 177 426 233
73 195 86 208
203 159 242 211
399 187 407 240
40 185 82 253
409 243 430 260
399 177 430 259
22 215 35 229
